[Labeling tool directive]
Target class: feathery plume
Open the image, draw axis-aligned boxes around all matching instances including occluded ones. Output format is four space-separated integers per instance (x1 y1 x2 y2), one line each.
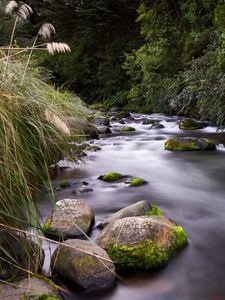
45 110 70 136
38 23 56 39
5 0 18 15
46 42 71 55
17 3 33 21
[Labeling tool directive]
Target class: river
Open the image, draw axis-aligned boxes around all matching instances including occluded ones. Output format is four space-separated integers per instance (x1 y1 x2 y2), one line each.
38 113 225 300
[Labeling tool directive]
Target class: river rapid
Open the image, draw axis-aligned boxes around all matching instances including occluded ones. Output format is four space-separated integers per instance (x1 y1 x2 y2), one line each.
39 113 225 300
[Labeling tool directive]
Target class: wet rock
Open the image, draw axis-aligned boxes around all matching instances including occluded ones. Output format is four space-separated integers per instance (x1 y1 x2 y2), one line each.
118 120 125 124
51 239 116 293
119 126 136 132
43 198 94 238
98 172 124 182
66 117 99 139
126 177 147 187
0 277 61 300
98 126 112 134
94 116 110 126
79 187 93 193
59 180 69 189
96 216 187 271
0 231 44 280
109 116 117 121
109 107 120 113
98 200 150 228
150 123 165 129
179 118 204 130
142 119 157 125
165 137 216 151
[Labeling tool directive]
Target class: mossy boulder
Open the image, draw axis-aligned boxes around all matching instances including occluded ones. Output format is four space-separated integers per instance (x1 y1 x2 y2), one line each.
127 177 147 187
98 200 150 228
179 118 204 130
141 118 157 125
120 126 136 132
0 231 44 280
0 277 60 300
165 137 216 151
96 216 187 270
51 239 116 293
43 198 94 238
59 180 69 189
98 172 124 182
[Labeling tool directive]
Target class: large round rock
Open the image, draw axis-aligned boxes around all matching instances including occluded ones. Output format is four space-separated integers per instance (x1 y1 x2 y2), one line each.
51 239 116 293
96 216 187 270
44 198 94 238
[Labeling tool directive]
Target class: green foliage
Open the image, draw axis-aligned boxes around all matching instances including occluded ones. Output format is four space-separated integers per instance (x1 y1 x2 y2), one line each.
30 295 60 300
146 205 164 216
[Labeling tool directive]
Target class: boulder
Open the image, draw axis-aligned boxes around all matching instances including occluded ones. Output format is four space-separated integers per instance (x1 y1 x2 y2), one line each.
0 277 60 300
150 123 165 129
115 112 131 119
97 126 112 134
51 239 116 293
98 200 150 228
126 177 147 187
43 198 94 238
96 216 187 270
109 107 120 113
179 118 204 130
94 116 110 126
66 117 99 139
0 231 44 280
165 137 216 151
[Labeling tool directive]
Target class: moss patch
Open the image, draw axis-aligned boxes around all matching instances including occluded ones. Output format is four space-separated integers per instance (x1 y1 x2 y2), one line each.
59 180 69 188
165 138 200 151
120 126 136 132
42 218 52 234
174 226 188 248
99 172 123 182
108 240 169 270
129 178 147 187
146 204 164 216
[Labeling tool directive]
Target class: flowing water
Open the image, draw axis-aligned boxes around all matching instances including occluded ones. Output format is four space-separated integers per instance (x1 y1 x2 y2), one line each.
39 114 225 300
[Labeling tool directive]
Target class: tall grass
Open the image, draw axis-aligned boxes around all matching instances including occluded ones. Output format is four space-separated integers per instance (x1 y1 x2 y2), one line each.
0 52 86 277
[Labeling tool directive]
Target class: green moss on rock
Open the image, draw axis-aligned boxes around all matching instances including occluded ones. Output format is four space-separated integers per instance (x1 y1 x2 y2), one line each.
174 226 188 248
129 178 147 187
179 119 203 130
108 240 169 270
120 126 136 132
146 204 164 216
59 180 69 188
165 137 216 151
99 172 123 182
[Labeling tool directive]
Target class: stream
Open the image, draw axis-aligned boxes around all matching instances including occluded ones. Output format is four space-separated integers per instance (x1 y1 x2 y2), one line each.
38 113 225 300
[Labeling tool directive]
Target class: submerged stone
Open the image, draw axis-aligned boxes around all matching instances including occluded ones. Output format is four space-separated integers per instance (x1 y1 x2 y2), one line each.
127 177 147 187
98 172 124 182
165 137 216 151
96 216 187 270
120 126 136 132
51 239 116 293
179 118 204 130
150 123 165 129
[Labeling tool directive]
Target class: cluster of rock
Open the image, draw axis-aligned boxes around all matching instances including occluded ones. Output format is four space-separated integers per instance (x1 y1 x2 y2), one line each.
41 198 187 294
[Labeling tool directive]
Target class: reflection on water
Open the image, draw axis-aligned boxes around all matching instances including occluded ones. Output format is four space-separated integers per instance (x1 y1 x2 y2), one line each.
38 114 225 300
